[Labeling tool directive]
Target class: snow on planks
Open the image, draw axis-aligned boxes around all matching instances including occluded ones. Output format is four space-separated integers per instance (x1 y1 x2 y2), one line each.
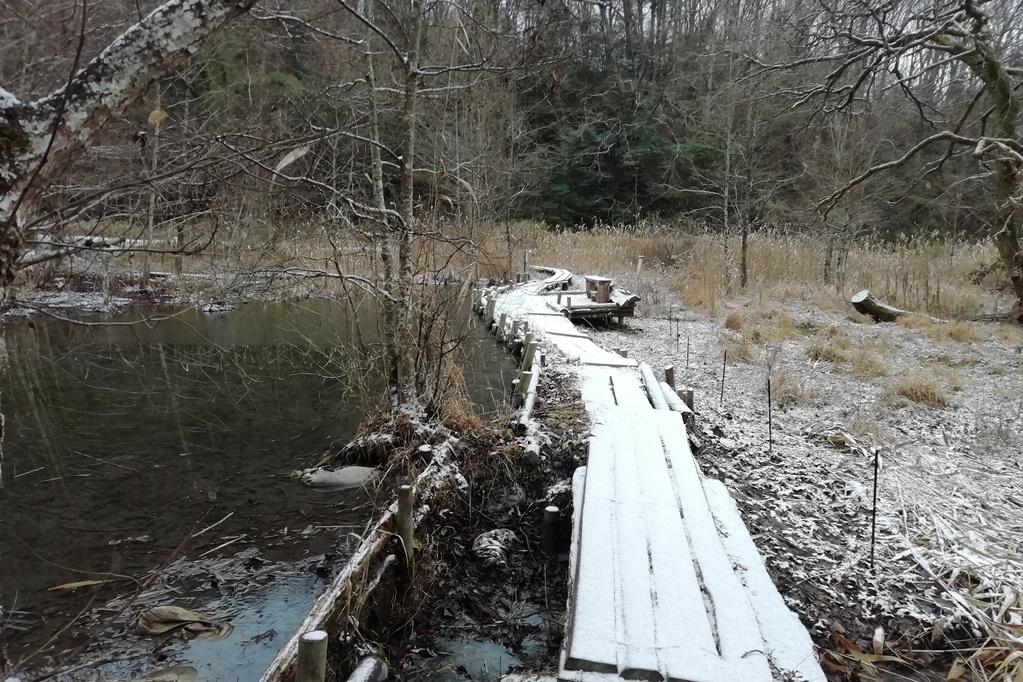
491 270 824 682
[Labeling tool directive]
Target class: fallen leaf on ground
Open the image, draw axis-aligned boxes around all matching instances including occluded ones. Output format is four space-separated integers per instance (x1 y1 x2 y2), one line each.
137 606 232 639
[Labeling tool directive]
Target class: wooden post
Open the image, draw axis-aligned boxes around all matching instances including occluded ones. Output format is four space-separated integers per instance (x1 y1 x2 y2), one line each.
543 505 560 555
663 366 675 389
497 312 508 338
557 293 562 304
681 387 694 413
296 630 328 682
636 255 644 274
397 484 415 579
510 319 520 342
566 297 572 308
519 370 533 395
485 298 495 322
521 340 537 368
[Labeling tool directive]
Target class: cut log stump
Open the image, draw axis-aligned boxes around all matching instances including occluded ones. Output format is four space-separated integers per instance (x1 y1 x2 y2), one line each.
851 289 909 323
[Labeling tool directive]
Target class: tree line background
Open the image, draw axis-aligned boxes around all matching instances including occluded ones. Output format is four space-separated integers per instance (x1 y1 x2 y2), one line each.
2 0 1014 243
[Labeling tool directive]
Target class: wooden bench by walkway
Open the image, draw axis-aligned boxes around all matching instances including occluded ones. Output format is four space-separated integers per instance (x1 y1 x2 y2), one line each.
486 268 825 682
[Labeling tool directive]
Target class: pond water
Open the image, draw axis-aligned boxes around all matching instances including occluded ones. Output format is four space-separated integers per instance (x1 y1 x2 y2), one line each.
0 299 515 680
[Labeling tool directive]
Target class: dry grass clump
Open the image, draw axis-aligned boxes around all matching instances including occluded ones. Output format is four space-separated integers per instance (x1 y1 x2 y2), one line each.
770 374 804 409
994 324 1022 344
724 338 753 362
897 313 936 330
943 321 979 342
850 350 888 377
808 329 851 364
722 307 802 345
808 341 847 364
897 315 979 343
891 373 949 407
724 311 744 331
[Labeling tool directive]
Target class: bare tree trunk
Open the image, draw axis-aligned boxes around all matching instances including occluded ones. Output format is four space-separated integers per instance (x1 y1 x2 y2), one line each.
395 0 424 404
740 222 748 288
364 2 402 404
992 162 1023 320
144 85 162 288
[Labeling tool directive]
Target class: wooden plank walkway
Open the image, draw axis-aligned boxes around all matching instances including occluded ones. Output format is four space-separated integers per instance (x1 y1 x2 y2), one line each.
488 268 825 682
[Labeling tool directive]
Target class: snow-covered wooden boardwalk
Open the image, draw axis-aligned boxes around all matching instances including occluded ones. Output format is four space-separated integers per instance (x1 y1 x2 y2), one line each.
487 268 825 682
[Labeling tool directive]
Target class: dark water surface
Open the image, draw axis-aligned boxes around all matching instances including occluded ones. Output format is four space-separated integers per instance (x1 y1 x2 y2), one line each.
0 299 514 680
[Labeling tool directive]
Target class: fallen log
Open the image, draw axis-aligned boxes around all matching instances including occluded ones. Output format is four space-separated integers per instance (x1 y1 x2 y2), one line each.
516 357 541 434
659 381 695 430
638 362 669 410
851 289 909 322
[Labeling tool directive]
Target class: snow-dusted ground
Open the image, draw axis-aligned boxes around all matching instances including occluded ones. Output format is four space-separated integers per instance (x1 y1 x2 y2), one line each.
587 272 1023 670
489 272 824 682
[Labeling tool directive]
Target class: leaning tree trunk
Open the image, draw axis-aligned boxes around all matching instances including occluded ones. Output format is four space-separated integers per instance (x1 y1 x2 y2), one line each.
991 162 1023 322
0 0 257 297
947 35 1023 322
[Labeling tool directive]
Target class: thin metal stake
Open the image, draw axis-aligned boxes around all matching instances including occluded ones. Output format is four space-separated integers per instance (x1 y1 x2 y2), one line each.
686 333 690 369
870 449 880 571
767 376 773 452
719 350 727 405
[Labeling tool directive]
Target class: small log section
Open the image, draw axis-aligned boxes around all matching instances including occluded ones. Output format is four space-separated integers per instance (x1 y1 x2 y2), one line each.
487 269 826 682
851 289 909 322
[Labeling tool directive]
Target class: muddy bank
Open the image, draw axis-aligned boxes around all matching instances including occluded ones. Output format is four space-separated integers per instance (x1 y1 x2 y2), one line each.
347 367 586 681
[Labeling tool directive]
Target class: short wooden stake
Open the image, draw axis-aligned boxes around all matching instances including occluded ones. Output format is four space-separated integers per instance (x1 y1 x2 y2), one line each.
636 255 644 274
296 630 328 682
681 387 694 412
557 293 562 304
566 296 572 308
543 505 560 555
498 312 508 339
663 366 675 389
719 350 727 405
397 484 415 579
510 319 520 342
870 450 880 572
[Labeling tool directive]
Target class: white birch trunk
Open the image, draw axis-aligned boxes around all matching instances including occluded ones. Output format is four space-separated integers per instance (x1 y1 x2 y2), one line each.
0 0 256 291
